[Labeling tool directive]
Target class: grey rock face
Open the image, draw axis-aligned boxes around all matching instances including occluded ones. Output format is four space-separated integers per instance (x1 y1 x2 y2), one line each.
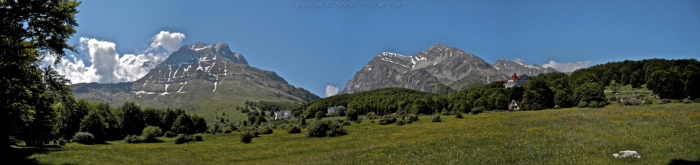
341 44 509 94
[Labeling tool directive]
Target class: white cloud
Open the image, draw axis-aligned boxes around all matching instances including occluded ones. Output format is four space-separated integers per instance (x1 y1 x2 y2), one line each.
542 60 592 72
325 85 339 97
147 31 186 57
513 57 524 63
49 31 186 84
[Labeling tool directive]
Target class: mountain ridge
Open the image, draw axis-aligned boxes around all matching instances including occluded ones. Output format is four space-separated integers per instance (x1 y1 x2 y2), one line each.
340 44 510 94
71 42 319 121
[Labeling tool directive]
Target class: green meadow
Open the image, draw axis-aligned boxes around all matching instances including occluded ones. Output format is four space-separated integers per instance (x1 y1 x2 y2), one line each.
19 103 700 164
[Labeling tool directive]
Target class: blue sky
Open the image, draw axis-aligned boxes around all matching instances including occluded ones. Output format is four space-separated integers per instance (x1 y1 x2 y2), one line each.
57 0 699 97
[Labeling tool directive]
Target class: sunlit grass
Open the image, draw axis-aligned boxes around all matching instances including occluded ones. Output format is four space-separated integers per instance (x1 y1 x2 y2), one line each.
30 103 700 164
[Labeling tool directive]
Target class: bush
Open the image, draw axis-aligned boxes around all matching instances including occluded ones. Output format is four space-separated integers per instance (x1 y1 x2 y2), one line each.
455 112 463 119
223 129 232 134
659 99 671 104
432 115 441 122
578 101 588 108
589 101 599 108
596 101 607 108
440 111 451 116
174 134 188 144
396 119 406 126
174 134 202 144
553 105 561 109
354 118 363 124
258 126 273 135
307 120 347 138
341 120 351 126
286 125 301 134
407 114 419 122
471 107 484 114
141 126 163 141
123 135 143 144
240 131 255 143
315 111 324 120
163 131 176 138
378 117 397 125
72 132 95 144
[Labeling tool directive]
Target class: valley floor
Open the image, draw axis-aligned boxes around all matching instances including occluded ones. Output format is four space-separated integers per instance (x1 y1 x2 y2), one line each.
23 103 700 164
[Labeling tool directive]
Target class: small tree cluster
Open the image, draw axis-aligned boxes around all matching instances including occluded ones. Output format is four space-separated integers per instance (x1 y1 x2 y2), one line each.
307 120 347 138
174 134 203 144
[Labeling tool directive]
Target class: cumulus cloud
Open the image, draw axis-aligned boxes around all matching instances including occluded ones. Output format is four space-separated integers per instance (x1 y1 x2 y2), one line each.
542 60 592 72
49 31 185 84
325 85 339 97
147 31 186 57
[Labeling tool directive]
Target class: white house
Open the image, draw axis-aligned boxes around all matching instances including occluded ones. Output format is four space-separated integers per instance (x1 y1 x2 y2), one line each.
327 106 346 116
504 73 530 88
274 110 294 120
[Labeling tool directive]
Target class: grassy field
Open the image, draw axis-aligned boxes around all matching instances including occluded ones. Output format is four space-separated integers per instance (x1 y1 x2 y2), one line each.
18 103 700 164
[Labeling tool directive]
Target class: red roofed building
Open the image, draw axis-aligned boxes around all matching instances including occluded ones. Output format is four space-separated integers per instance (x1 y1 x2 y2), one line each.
503 73 530 88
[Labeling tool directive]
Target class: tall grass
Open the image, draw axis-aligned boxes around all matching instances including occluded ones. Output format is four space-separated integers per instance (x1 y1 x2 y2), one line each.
29 103 700 164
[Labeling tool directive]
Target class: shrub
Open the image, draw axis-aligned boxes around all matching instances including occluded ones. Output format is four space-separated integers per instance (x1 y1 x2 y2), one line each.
123 135 143 144
163 131 176 138
455 112 463 119
240 131 255 143
432 115 441 122
440 111 451 116
346 109 358 121
223 129 232 134
589 101 599 108
315 111 324 120
258 126 273 135
307 120 347 138
578 101 588 108
174 134 202 144
72 132 95 144
396 119 406 126
553 105 561 109
471 107 483 114
286 125 301 134
174 134 188 144
407 114 419 122
379 117 397 125
141 126 163 141
682 98 691 104
596 101 607 108
341 120 351 126
327 121 347 137
354 118 363 124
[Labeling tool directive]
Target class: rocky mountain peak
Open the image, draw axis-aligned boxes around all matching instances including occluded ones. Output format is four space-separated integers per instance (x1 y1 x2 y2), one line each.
163 42 248 65
428 44 449 52
493 58 558 76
